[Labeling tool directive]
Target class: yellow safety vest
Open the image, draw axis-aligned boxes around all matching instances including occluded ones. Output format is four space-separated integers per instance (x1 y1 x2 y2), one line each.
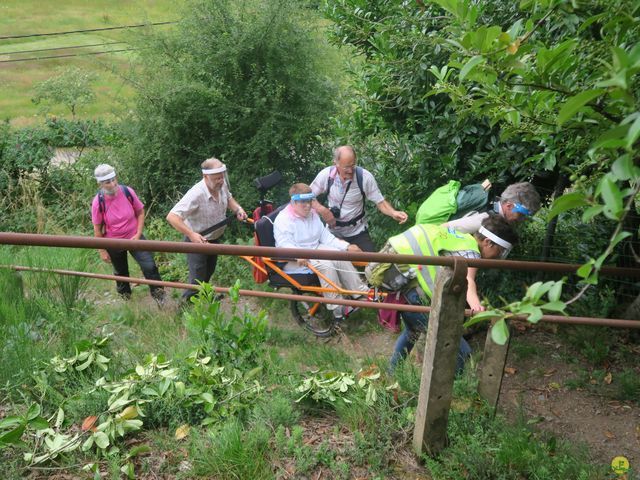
388 224 479 298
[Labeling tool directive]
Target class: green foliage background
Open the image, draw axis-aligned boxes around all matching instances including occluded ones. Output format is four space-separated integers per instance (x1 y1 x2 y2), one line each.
120 0 341 209
2 0 637 477
1 0 637 321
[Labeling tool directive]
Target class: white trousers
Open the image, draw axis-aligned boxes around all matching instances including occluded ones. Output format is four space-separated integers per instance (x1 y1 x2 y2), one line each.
309 259 368 311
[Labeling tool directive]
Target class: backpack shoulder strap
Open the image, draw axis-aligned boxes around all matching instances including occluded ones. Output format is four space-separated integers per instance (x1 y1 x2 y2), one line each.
120 185 134 205
97 186 135 226
355 166 365 201
327 166 365 198
326 166 337 192
97 191 105 215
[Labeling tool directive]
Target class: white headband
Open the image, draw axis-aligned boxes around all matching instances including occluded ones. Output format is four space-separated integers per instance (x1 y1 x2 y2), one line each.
478 226 512 250
96 171 116 182
202 165 226 174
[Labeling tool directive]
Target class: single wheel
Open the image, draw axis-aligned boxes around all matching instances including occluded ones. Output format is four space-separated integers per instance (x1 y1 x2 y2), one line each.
289 293 336 338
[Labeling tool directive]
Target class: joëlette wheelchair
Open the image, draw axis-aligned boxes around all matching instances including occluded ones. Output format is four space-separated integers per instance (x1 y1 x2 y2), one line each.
242 171 371 337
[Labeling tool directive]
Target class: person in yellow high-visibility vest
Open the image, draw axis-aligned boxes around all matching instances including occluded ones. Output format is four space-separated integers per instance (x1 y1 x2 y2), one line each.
367 215 518 373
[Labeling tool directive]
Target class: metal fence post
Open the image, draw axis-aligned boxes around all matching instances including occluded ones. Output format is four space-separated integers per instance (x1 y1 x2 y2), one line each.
413 259 468 457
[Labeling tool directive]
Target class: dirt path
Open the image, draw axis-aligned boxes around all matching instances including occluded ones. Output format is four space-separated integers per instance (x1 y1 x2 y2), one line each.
498 328 640 468
324 316 640 470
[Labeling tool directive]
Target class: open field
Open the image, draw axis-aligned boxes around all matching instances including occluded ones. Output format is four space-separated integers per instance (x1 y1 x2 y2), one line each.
0 0 182 125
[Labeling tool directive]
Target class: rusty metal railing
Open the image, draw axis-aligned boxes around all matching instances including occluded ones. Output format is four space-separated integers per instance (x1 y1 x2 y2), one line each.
1 232 638 329
1 232 639 277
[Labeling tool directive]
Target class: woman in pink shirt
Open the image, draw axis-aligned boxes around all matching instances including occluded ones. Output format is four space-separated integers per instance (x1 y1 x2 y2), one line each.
91 164 165 303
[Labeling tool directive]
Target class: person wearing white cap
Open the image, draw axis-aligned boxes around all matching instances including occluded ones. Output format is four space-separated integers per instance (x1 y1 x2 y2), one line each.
365 214 518 373
167 157 248 301
91 163 165 304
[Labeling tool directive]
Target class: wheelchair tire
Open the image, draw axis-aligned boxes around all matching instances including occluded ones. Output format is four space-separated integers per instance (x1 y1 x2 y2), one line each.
289 295 336 338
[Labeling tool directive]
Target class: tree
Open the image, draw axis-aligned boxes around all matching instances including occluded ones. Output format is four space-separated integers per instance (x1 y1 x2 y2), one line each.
410 0 639 338
421 0 639 281
323 0 547 231
123 0 340 207
32 67 97 119
324 0 639 337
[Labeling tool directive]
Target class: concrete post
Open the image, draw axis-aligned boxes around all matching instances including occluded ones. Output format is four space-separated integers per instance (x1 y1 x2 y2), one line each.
413 258 468 457
477 322 511 412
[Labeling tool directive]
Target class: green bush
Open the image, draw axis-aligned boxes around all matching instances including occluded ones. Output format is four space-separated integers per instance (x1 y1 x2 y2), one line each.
0 124 52 185
123 0 340 211
185 282 269 369
0 119 119 233
43 117 117 148
478 206 622 320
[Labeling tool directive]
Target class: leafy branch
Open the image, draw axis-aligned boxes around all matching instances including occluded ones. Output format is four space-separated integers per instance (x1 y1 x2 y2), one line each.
466 279 566 345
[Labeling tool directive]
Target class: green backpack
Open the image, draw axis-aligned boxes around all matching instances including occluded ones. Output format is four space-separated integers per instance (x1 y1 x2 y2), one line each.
415 180 490 225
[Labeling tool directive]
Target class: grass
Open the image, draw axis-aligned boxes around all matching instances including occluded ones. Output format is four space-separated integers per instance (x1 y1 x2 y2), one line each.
0 0 183 125
189 419 272 479
0 240 614 479
0 246 95 388
425 379 607 480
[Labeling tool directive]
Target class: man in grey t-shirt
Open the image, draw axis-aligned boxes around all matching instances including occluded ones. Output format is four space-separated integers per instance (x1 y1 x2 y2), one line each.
310 145 408 251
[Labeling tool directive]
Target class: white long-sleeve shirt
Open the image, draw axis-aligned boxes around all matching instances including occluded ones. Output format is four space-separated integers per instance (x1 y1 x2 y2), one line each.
274 204 348 273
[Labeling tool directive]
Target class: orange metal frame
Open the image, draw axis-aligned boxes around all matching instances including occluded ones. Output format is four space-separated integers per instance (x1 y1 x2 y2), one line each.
243 217 382 317
239 252 385 318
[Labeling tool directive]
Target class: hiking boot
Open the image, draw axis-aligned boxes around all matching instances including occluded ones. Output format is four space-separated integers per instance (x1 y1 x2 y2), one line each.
152 290 166 307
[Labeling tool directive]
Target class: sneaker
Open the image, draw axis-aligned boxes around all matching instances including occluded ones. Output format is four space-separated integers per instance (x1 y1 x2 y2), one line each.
333 305 358 320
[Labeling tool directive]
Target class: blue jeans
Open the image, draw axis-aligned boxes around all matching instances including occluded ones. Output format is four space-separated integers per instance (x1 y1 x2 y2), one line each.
389 288 471 374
